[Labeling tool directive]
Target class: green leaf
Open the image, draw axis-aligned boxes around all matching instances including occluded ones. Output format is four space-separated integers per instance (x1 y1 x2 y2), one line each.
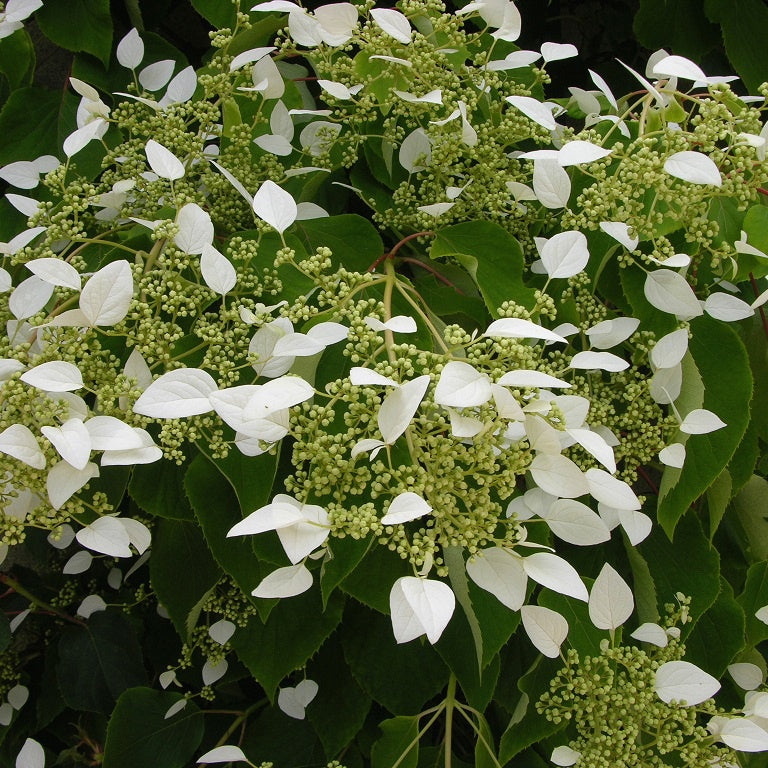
473 711 499 768
185 453 274 609
684 579 745 678
191 0 237 27
435 606 501 711
705 0 768 93
732 475 768 563
57 612 147 714
149 519 222 639
321 535 373 608
707 469 733 539
445 545 484 671
130 460 193 519
371 716 420 768
728 416 759 494
625 542 659 625
341 601 448 715
0 87 60 164
738 559 768 646
36 0 113 66
230 588 344 700
0 29 34 90
201 443 279 515
102 688 203 768
634 0 720 58
657 316 752 536
341 545 411 614
430 222 536 316
242 706 322 767
307 635 371 758
499 655 565 761
639 514 720 629
294 214 384 274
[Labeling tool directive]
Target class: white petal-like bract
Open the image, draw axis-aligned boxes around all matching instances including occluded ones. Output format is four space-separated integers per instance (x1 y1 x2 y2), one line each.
370 8 412 43
80 260 134 326
175 203 214 255
588 563 634 630
133 368 218 418
664 151 722 186
521 605 568 657
390 576 455 644
145 139 185 180
381 492 432 525
252 563 313 598
644 270 703 320
252 180 297 234
655 660 720 705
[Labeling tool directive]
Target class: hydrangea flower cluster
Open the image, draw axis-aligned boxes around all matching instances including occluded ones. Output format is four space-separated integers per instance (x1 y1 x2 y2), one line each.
0 0 767 764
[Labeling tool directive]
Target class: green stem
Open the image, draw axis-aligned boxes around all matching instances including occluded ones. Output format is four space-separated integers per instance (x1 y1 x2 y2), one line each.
444 674 457 768
391 704 445 768
0 574 85 627
383 259 397 364
213 700 266 749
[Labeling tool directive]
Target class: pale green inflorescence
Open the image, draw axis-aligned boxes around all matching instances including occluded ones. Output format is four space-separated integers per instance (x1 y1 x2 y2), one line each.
538 600 741 768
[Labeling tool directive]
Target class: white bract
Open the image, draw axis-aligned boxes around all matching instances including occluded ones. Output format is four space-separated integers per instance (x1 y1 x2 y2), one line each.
390 576 455 644
655 660 720 705
277 679 319 719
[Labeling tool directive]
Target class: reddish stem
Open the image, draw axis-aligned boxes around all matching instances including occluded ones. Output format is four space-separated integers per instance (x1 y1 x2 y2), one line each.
637 466 659 497
399 256 464 293
367 231 435 272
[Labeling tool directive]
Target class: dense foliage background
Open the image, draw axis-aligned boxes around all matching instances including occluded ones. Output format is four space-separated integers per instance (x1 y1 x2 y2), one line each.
2 1 768 767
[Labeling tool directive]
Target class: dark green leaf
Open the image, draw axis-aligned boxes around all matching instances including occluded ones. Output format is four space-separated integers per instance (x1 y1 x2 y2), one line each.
57 612 147 714
639 514 720 629
685 580 745 677
36 0 113 65
307 635 371 758
185 453 272 607
102 688 203 768
430 222 536 316
705 0 768 93
707 470 732 540
435 606 501 711
191 0 237 27
0 29 34 90
230 588 344 700
201 443 278 515
294 214 384 274
499 655 565 761
732 475 768 563
321 535 373 608
473 711 498 768
738 560 768 646
130 460 193 519
0 87 60 164
728 416 759 494
149 519 222 639
657 316 752 536
342 601 448 715
341 545 411 614
242 705 322 768
371 716 419 768
634 0 720 58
